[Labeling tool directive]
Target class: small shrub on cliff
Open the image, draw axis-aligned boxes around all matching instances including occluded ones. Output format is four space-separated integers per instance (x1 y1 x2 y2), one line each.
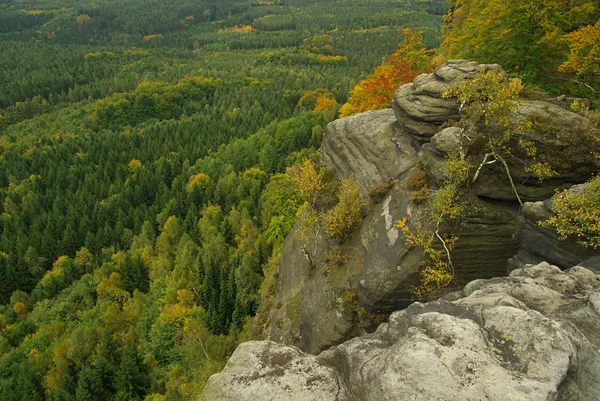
368 180 395 203
324 179 366 241
403 166 431 204
543 176 600 249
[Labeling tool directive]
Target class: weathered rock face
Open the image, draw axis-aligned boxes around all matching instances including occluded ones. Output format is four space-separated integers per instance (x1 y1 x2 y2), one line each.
472 100 594 201
320 108 419 195
508 188 597 271
391 60 503 137
199 341 352 401
201 263 600 401
261 59 593 357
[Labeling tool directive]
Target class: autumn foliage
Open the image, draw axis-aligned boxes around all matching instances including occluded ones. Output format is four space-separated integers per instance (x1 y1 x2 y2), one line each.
442 0 600 95
298 89 337 113
339 29 433 117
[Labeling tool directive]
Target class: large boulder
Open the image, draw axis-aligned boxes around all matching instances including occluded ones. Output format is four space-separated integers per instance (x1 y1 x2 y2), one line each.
201 263 600 401
199 341 352 401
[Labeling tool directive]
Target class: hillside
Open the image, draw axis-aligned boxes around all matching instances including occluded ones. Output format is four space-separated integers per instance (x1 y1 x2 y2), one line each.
0 0 447 399
1 0 600 400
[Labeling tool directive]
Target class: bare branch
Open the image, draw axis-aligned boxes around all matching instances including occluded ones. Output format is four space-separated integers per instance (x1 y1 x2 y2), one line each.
472 152 497 184
496 153 523 207
435 229 454 276
434 212 454 277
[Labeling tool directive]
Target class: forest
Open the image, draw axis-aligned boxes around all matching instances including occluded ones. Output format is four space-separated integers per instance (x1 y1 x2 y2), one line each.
1 0 599 399
0 0 447 400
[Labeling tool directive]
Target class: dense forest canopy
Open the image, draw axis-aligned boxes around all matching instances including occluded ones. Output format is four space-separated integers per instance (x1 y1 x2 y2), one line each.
0 0 447 399
2 0 599 398
441 0 600 96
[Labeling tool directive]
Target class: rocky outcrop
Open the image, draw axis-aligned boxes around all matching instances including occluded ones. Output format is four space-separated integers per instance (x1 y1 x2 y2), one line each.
392 60 593 201
320 108 419 195
508 187 597 271
261 59 593 356
199 341 352 401
391 60 503 137
201 263 600 401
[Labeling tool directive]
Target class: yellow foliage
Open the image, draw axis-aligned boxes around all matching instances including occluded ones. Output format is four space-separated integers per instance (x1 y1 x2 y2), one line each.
298 89 337 113
76 13 91 24
123 48 151 57
128 158 144 172
96 272 129 303
324 179 365 240
13 302 27 317
84 51 116 59
157 303 193 328
187 172 210 192
286 158 325 209
218 25 254 33
23 9 44 15
559 21 600 92
543 176 600 248
397 217 456 299
143 34 164 40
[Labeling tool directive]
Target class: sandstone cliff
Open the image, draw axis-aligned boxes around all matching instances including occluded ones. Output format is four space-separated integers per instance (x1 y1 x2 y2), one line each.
199 60 598 400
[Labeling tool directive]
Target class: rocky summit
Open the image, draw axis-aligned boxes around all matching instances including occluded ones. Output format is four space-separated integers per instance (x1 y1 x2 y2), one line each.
200 262 600 401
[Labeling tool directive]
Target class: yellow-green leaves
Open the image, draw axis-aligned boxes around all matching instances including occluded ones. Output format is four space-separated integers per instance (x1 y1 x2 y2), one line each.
543 176 600 248
324 179 365 241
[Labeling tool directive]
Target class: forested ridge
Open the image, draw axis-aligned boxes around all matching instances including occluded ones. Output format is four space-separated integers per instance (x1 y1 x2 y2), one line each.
0 0 446 399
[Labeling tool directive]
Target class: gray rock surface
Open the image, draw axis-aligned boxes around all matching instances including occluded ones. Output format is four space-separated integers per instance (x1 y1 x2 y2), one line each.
429 126 463 155
509 190 597 270
201 263 600 401
320 108 419 195
391 60 503 137
199 341 352 401
472 100 593 201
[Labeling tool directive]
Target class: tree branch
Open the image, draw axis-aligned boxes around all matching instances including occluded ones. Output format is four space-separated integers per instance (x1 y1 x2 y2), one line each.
472 152 497 184
496 152 523 207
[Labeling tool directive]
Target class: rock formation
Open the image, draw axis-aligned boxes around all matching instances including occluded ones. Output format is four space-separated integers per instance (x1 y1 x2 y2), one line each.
391 60 503 137
201 262 600 401
200 60 598 400
508 185 598 271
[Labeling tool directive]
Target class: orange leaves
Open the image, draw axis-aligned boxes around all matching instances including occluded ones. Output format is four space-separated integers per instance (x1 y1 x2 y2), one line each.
298 89 337 113
339 29 433 117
